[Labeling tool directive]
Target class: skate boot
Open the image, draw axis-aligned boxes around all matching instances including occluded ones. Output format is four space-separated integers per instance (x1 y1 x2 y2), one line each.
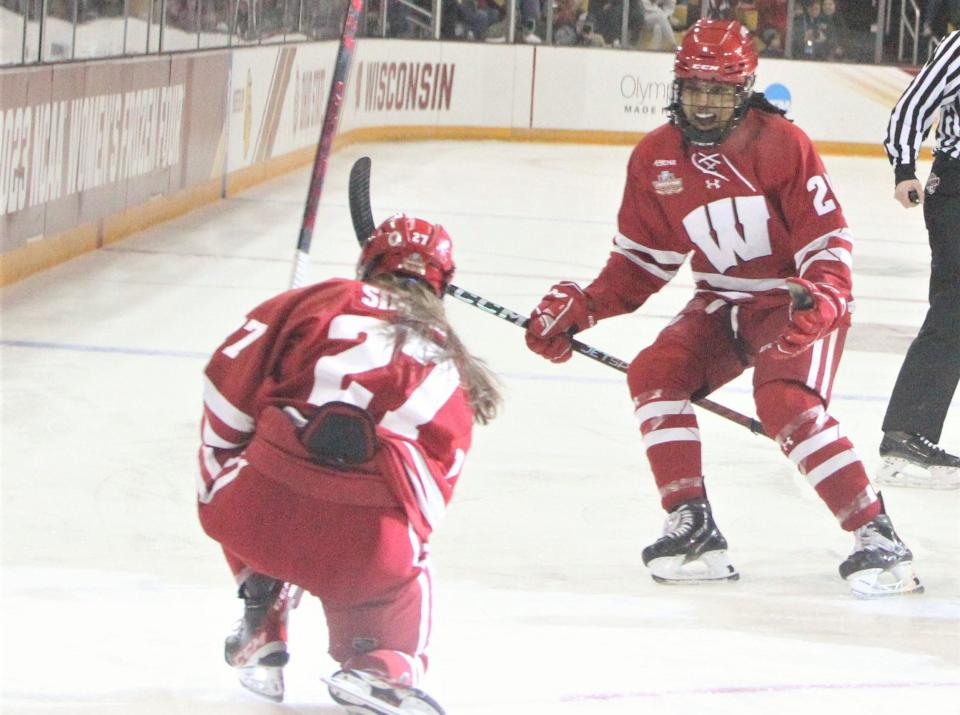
324 669 446 715
224 574 294 702
839 512 924 598
877 430 960 489
641 498 739 583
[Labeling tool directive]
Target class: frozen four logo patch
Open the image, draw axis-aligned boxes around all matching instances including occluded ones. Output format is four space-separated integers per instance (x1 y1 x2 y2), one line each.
926 172 940 195
653 170 683 195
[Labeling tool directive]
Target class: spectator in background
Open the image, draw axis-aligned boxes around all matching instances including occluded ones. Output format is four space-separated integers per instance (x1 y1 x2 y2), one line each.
640 0 680 49
923 0 960 40
818 0 847 60
792 0 828 59
553 0 589 44
755 0 786 56
442 0 502 39
485 0 543 42
590 0 624 45
588 0 644 46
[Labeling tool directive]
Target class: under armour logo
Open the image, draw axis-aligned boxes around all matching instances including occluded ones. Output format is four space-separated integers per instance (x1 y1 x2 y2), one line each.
706 179 721 189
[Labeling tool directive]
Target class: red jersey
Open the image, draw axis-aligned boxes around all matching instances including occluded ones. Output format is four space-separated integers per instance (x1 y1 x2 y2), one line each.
586 108 853 319
198 278 475 538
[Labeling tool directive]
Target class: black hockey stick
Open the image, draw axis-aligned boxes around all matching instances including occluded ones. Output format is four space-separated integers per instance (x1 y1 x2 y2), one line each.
347 157 768 437
290 0 364 288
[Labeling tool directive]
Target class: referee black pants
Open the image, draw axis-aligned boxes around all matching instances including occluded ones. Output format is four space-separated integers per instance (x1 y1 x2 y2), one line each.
882 155 960 442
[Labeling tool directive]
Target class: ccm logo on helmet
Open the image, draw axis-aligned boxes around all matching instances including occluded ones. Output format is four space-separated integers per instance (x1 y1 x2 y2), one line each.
691 63 720 70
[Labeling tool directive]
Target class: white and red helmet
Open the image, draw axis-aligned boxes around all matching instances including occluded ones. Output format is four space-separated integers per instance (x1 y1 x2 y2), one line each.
671 19 758 145
357 214 455 297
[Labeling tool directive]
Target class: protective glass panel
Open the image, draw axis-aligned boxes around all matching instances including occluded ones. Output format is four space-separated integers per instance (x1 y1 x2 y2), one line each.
198 0 232 47
1 0 28 64
230 0 260 44
74 0 126 59
162 0 200 50
790 0 876 63
42 0 76 60
316 0 348 39
259 0 285 42
123 0 159 54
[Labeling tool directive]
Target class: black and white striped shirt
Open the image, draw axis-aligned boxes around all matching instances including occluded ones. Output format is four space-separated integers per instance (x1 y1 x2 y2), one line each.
885 31 960 183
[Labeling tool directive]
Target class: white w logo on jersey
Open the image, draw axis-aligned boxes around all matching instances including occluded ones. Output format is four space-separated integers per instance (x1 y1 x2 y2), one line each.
682 195 772 273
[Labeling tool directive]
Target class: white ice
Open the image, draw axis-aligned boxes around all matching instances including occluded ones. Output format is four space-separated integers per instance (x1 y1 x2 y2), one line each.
2 140 958 715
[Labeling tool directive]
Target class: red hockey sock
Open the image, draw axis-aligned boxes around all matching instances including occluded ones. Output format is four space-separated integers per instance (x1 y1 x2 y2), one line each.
633 390 705 510
755 382 879 530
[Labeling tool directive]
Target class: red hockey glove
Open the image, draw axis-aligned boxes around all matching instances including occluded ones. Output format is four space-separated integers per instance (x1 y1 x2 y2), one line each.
773 278 848 359
525 282 597 364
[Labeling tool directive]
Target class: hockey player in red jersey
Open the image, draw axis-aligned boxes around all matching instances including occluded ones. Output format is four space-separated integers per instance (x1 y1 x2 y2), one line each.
525 19 923 598
196 214 500 712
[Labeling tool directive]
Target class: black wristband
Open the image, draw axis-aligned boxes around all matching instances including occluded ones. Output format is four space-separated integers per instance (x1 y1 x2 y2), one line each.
894 163 918 186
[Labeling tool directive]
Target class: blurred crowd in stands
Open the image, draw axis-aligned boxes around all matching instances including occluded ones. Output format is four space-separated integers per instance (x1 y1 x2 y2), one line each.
375 0 944 63
1 0 955 65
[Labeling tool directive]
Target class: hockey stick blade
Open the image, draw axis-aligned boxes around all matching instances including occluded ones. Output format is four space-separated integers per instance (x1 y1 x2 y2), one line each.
349 156 378 244
345 158 767 437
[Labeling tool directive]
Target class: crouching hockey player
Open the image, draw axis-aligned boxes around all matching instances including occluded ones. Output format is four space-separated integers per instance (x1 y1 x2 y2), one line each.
524 20 924 598
196 215 501 712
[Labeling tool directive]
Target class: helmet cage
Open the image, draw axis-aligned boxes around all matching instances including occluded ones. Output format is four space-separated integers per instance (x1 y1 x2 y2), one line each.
670 75 755 146
670 19 758 146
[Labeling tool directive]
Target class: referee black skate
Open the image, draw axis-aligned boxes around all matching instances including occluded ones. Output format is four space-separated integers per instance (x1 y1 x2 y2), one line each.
881 29 960 489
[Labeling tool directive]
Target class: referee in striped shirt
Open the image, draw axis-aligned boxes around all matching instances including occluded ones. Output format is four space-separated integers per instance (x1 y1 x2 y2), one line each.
879 30 960 488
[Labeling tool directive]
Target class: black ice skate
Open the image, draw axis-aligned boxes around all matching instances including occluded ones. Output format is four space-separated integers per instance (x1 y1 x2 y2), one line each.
839 513 924 598
224 575 295 702
323 669 446 715
641 498 739 583
877 430 960 489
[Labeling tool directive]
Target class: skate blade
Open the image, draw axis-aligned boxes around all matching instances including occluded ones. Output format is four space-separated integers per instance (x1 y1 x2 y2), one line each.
647 551 740 584
323 675 406 715
238 665 284 702
845 562 925 599
323 674 445 715
876 457 960 490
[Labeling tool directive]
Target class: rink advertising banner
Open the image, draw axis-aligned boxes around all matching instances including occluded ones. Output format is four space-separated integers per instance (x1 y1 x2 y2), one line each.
529 48 913 143
227 43 339 172
338 42 533 133
531 47 676 133
0 52 229 250
227 41 530 170
0 38 922 283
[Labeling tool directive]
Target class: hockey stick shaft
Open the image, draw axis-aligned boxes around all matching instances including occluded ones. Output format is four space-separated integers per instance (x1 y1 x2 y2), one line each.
445 286 767 436
290 0 363 289
346 157 768 437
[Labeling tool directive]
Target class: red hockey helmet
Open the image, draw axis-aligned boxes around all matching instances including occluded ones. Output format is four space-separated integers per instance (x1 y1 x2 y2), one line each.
671 19 758 145
358 214 455 297
674 19 757 84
